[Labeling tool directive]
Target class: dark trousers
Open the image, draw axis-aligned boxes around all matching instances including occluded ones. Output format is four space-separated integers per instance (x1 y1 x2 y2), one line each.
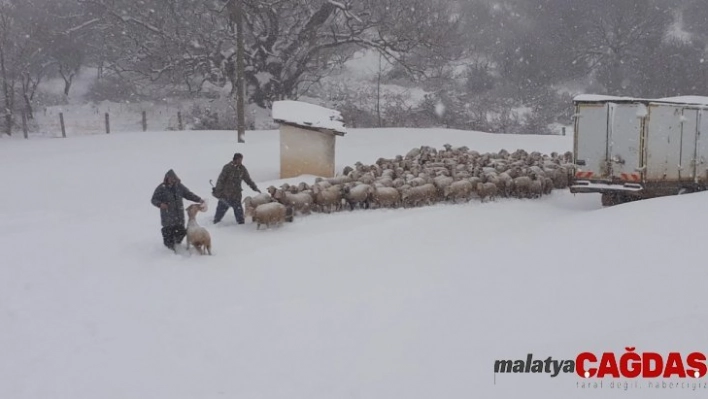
214 198 245 224
161 225 187 250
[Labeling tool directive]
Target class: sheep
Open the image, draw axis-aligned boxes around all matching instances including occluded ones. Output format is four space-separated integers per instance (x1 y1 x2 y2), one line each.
252 202 287 230
476 182 498 203
513 176 532 199
497 172 514 197
432 175 454 198
400 183 437 207
185 203 212 255
529 179 543 198
311 184 343 213
341 183 374 211
297 182 311 192
408 177 427 187
371 186 401 208
273 188 313 215
325 175 353 185
243 193 274 218
443 179 474 203
231 144 572 226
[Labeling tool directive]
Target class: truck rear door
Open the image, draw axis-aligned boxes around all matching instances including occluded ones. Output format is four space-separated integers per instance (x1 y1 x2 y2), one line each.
694 110 708 183
607 103 643 182
574 103 609 180
680 108 699 182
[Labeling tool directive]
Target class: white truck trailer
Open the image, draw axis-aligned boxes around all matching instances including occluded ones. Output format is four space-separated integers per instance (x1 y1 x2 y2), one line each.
570 94 708 206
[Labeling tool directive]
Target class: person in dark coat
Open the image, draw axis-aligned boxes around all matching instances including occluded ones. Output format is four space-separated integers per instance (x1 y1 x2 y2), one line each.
151 169 204 251
212 153 261 225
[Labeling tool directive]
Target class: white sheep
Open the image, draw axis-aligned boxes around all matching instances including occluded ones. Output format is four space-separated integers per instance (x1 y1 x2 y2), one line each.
252 202 287 230
243 193 274 218
401 183 437 207
443 180 474 203
273 188 313 215
311 184 343 213
529 179 543 198
341 183 373 210
371 186 401 208
513 176 532 198
185 203 212 255
476 182 498 203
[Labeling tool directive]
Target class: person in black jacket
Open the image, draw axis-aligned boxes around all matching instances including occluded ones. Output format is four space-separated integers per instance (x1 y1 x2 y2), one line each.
212 153 260 225
151 169 204 251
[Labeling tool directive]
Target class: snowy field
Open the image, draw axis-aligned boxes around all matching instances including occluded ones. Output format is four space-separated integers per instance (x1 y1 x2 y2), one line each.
2 127 708 398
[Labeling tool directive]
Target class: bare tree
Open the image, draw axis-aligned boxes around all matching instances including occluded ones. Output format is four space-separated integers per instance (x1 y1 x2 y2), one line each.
80 0 463 108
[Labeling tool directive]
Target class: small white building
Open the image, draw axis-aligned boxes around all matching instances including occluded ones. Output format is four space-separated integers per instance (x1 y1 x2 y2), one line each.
271 100 347 179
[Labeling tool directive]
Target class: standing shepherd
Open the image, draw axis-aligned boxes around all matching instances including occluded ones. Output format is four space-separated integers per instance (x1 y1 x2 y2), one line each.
151 169 204 251
212 153 261 225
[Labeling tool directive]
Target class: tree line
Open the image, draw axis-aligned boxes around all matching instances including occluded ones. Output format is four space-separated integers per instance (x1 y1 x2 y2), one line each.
2 0 707 135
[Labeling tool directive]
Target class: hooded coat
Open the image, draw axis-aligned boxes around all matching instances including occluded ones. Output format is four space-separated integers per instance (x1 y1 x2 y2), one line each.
151 169 202 227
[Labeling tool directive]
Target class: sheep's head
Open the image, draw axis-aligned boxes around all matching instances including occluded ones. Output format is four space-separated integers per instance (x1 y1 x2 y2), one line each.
267 186 277 196
186 203 204 218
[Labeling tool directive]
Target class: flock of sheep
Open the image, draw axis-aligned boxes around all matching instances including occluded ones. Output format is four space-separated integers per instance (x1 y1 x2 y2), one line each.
244 144 576 229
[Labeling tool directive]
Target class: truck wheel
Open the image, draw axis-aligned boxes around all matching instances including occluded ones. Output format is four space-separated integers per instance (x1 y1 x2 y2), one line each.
601 193 625 206
601 193 615 206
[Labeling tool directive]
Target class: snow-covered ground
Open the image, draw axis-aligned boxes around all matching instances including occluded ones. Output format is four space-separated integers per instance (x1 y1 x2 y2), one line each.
2 127 707 398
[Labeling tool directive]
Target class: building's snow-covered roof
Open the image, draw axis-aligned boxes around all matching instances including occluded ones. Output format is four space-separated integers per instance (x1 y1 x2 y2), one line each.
573 94 708 107
271 100 346 136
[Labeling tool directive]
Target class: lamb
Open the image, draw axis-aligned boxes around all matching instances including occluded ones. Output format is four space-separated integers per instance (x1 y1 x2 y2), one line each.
273 188 313 215
476 182 498 203
243 193 274 218
443 180 474 203
252 202 287 230
185 203 212 255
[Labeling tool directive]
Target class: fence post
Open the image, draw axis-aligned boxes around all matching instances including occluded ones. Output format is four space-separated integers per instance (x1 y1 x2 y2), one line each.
105 113 110 134
177 111 183 130
22 111 28 139
59 113 66 138
562 127 566 136
142 111 147 131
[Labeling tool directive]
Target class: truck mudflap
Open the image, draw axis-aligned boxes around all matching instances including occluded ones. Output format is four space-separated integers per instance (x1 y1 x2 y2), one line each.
569 180 643 194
